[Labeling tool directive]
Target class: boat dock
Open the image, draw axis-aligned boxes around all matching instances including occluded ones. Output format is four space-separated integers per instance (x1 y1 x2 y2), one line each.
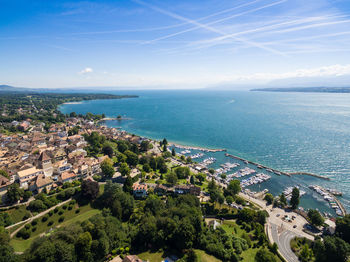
171 143 226 153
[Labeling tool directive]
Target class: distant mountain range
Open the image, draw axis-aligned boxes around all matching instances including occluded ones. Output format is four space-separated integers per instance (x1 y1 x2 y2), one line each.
251 87 350 93
0 85 118 93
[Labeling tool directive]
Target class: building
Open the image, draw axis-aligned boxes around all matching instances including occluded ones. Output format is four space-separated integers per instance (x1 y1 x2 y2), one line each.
123 255 144 262
29 173 53 193
132 183 148 198
38 151 53 176
17 167 44 189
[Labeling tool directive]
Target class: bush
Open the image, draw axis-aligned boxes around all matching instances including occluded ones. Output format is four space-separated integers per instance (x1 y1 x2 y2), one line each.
41 215 48 222
22 212 30 220
58 210 64 215
25 224 31 230
62 204 68 210
32 227 37 232
18 228 31 239
69 200 76 205
48 210 54 216
58 216 64 222
48 221 53 226
68 206 73 210
75 209 80 214
54 207 59 213
31 220 37 226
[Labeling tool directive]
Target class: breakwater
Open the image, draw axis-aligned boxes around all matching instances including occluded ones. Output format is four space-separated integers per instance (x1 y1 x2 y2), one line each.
225 153 331 181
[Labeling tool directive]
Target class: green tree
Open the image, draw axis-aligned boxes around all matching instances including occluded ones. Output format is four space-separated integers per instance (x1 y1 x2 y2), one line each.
123 175 133 194
0 169 9 179
336 214 350 243
290 187 300 209
76 232 92 261
226 195 233 205
308 209 324 227
6 183 24 204
171 148 176 156
255 248 276 262
226 179 241 196
190 175 195 185
119 163 130 177
102 145 114 158
140 140 150 152
100 158 115 178
124 150 138 166
264 193 274 205
166 172 178 186
300 244 312 262
81 180 99 200
279 193 287 207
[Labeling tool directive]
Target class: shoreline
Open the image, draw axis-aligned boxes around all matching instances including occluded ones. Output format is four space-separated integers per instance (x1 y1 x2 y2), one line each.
170 142 226 153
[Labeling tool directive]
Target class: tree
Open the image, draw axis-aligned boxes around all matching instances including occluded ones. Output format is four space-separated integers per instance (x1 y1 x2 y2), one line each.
100 158 115 178
190 175 195 185
124 150 138 166
279 193 287 207
336 214 350 243
255 248 276 262
226 179 241 196
162 143 167 152
300 244 312 262
166 172 178 186
76 232 92 261
218 194 225 207
264 193 274 205
290 187 300 209
81 180 99 200
143 163 151 173
140 140 150 152
23 191 32 202
6 183 24 204
226 195 233 205
308 209 324 227
162 138 168 146
175 166 191 179
171 148 176 156
119 163 130 177
102 145 114 158
123 175 133 194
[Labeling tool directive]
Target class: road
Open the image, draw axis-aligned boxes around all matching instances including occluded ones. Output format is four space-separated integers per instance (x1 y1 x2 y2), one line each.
271 223 299 262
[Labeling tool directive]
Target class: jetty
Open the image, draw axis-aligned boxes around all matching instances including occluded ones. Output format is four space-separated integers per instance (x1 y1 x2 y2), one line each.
289 172 330 181
225 153 291 176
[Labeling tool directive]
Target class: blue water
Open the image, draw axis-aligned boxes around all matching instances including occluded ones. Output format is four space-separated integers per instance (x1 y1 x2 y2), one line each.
60 90 350 214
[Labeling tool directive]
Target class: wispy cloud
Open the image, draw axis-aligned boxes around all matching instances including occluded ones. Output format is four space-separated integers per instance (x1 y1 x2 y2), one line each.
132 0 287 56
79 67 93 74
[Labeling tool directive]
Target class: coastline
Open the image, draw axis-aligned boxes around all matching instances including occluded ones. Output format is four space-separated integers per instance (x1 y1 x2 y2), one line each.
169 142 226 153
62 101 83 105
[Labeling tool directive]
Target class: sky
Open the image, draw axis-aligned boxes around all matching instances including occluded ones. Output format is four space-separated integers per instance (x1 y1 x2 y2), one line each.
1 0 350 89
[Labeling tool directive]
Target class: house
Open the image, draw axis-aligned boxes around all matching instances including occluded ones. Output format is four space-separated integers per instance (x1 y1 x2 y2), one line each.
18 121 30 131
208 220 221 230
52 148 67 162
123 255 144 262
17 167 44 189
55 139 68 148
29 174 53 193
54 159 72 174
174 185 201 196
154 184 173 195
59 171 77 183
132 183 148 198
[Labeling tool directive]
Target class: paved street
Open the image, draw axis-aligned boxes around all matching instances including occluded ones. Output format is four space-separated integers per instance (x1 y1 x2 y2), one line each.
271 223 299 262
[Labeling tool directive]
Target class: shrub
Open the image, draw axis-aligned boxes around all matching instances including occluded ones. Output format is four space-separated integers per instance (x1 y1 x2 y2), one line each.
58 216 64 222
32 227 37 232
48 221 54 226
25 224 31 230
62 204 68 210
22 212 30 220
54 207 59 213
31 220 37 226
58 210 64 215
18 228 31 239
68 206 73 210
75 209 80 214
48 210 54 216
41 215 48 222
69 200 76 205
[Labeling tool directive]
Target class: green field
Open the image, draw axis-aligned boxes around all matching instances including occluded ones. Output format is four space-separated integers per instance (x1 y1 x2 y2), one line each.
137 249 221 262
5 205 31 224
10 203 101 253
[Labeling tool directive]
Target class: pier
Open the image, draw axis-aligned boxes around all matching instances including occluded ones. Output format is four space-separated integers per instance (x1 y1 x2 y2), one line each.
289 172 330 181
225 153 291 176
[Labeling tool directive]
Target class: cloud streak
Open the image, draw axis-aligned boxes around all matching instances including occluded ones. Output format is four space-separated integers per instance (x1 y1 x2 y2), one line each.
133 0 287 56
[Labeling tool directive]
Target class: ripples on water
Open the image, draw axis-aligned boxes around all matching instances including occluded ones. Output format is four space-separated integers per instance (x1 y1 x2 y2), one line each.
60 90 350 213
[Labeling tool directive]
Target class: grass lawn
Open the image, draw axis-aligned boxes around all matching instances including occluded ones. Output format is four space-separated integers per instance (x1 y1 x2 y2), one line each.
138 249 221 262
10 203 100 253
194 249 221 262
222 220 246 237
5 205 30 224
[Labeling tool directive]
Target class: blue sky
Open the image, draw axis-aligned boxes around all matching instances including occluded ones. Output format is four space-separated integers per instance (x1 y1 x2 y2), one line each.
1 0 350 89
